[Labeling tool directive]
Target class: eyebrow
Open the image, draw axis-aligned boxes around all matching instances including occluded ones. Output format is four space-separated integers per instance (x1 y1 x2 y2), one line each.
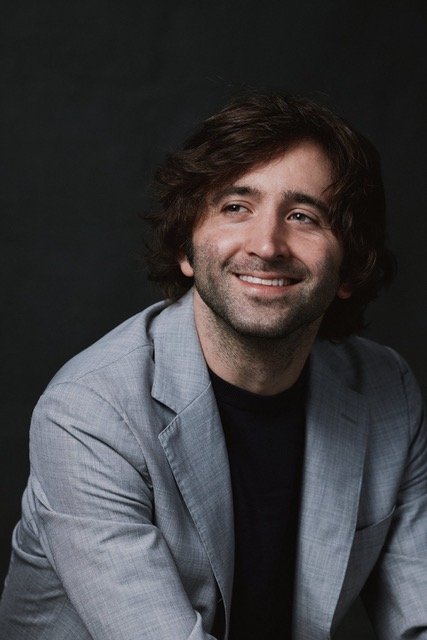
210 185 330 217
285 190 330 216
210 185 262 204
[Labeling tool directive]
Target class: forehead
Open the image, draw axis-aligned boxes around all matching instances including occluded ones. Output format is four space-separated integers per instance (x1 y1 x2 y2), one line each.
209 140 333 203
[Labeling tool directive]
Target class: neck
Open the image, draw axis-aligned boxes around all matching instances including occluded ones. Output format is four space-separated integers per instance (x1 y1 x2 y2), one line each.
193 292 319 395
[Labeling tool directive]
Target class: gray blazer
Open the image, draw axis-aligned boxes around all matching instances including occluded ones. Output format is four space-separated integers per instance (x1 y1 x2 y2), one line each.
1 291 426 639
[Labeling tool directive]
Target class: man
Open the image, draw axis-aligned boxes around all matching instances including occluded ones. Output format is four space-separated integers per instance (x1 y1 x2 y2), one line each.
0 93 426 639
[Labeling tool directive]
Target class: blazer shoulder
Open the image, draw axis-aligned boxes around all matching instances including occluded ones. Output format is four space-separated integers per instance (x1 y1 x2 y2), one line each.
315 335 416 393
315 337 425 449
46 299 171 393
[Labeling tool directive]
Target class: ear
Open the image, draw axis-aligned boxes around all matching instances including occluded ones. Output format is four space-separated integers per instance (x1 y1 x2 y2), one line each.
337 282 352 300
178 251 194 278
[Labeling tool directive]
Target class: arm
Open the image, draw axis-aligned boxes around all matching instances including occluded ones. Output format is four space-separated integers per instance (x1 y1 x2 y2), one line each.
362 361 427 638
28 381 217 640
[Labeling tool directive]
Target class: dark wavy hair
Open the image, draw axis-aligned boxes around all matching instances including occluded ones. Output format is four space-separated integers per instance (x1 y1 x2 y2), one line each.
145 92 396 339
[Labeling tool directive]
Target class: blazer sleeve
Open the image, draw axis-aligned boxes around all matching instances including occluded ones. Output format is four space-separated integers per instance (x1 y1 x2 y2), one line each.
26 381 217 640
361 358 427 638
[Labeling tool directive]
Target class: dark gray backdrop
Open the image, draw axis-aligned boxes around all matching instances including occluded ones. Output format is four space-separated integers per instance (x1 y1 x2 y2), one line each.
2 1 426 637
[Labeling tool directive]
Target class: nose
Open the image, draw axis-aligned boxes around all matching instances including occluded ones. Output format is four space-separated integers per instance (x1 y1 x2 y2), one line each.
243 209 291 260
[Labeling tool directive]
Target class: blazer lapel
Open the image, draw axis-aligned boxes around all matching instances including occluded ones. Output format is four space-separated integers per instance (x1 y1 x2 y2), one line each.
151 292 234 629
293 343 369 640
158 391 234 625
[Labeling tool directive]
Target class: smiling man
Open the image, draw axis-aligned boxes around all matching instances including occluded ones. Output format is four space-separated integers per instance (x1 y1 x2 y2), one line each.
1 93 426 640
179 142 351 396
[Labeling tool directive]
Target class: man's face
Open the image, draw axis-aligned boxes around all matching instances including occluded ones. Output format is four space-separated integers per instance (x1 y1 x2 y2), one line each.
179 140 351 339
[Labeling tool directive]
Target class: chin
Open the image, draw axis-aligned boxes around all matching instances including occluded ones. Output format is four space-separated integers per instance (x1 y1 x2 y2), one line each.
226 319 307 341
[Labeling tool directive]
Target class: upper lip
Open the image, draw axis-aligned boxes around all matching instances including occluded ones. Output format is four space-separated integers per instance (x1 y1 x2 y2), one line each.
235 272 301 280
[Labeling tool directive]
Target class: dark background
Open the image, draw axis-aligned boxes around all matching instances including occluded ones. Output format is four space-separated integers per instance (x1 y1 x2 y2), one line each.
2 1 426 637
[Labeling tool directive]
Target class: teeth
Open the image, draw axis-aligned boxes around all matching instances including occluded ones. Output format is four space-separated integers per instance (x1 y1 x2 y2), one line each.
239 275 293 287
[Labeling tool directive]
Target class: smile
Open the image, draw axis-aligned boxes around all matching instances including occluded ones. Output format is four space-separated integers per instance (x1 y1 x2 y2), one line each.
238 275 297 287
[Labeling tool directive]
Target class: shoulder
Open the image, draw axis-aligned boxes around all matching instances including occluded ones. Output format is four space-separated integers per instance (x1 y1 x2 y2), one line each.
41 294 197 413
313 336 424 438
28 291 201 478
29 297 191 462
314 335 413 388
35 290 198 421
46 299 169 392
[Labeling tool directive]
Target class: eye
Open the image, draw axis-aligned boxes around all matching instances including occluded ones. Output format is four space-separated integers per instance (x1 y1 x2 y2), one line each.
222 203 249 214
288 211 316 224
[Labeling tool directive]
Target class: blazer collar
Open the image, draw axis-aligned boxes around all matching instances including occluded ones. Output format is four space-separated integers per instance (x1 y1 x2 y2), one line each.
151 290 211 413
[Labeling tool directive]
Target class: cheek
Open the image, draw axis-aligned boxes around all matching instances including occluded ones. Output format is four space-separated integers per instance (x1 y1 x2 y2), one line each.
292 236 342 265
193 229 241 260
315 236 344 266
300 241 344 280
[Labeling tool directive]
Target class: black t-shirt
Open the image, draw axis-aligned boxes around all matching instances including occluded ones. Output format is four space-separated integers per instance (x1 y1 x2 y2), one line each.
209 366 308 640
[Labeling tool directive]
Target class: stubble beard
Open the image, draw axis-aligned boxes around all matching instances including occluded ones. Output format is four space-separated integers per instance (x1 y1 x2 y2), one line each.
192 253 341 345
